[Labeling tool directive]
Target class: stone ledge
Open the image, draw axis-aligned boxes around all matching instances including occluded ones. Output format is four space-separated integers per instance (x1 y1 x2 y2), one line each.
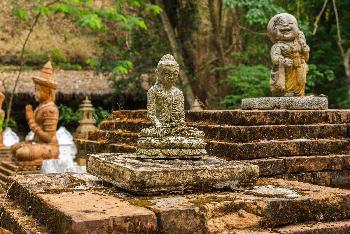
87 153 259 194
5 174 157 234
4 174 350 232
241 96 328 110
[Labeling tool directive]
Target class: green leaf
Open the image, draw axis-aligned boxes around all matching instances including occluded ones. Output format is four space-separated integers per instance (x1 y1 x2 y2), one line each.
12 6 29 21
33 6 49 15
76 14 104 30
51 3 70 14
146 4 162 14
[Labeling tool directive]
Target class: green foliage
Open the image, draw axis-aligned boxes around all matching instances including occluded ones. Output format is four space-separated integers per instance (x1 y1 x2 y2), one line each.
222 65 270 108
223 0 283 25
58 105 81 129
93 107 112 126
58 104 111 131
76 13 104 30
306 64 335 94
5 118 17 129
12 5 30 21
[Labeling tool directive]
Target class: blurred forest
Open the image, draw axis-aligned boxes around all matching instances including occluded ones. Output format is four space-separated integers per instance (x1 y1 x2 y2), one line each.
2 0 350 110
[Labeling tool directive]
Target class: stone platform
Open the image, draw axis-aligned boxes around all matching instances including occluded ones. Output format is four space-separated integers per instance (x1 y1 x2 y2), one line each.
87 153 259 194
3 173 350 233
241 96 328 110
76 109 350 188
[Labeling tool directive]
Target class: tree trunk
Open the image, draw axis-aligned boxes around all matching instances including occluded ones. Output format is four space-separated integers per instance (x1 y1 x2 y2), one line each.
155 0 195 106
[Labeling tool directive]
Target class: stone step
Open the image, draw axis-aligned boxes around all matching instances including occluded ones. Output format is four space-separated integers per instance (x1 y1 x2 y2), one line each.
276 170 350 189
94 121 348 144
113 109 350 125
76 139 136 158
208 139 350 160
0 171 9 183
0 165 16 176
88 129 138 144
231 220 350 233
250 155 350 187
0 197 50 234
192 123 347 142
1 161 18 172
251 154 350 176
5 174 157 234
274 220 350 233
0 179 8 191
113 110 147 120
7 174 350 232
99 119 151 131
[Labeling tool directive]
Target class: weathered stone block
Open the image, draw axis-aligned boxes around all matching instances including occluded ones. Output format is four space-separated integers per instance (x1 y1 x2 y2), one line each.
6 174 157 234
87 153 259 194
241 96 328 110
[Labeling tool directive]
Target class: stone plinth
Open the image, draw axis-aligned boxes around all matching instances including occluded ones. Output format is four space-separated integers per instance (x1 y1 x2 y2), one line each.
137 136 207 157
4 174 350 233
87 153 259 194
241 96 328 110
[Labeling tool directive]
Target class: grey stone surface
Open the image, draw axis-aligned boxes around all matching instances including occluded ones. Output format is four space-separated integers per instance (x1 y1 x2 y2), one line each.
241 96 328 110
87 153 259 194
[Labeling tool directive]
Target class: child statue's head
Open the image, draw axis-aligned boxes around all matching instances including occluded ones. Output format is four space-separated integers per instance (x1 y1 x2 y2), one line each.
267 13 299 43
156 54 180 88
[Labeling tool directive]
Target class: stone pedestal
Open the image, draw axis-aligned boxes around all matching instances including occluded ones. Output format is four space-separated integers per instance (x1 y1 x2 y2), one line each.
241 96 328 110
87 153 259 194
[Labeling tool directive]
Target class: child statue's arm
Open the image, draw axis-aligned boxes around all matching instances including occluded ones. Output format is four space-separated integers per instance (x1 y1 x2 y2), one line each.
271 44 292 67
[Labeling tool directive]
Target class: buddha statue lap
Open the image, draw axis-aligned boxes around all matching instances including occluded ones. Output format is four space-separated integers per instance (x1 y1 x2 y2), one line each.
267 13 310 96
136 54 207 158
11 61 59 169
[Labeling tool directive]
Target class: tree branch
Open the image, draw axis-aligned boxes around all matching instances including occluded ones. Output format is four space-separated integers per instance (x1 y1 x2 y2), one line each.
5 0 61 126
238 24 267 35
332 0 344 56
312 0 328 35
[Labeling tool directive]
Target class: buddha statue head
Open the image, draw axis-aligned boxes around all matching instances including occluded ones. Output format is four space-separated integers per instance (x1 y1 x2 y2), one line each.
155 54 180 89
32 61 57 103
267 13 299 43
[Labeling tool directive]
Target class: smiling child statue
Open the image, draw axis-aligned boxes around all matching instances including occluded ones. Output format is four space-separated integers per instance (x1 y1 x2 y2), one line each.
137 54 207 158
268 13 310 96
11 61 59 169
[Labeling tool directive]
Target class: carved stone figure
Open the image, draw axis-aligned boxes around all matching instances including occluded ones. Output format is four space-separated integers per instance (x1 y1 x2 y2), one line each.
137 54 207 157
0 81 5 147
11 61 59 169
267 13 310 96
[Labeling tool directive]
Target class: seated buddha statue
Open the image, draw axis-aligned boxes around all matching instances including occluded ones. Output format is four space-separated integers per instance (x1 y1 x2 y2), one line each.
11 61 59 169
136 54 207 158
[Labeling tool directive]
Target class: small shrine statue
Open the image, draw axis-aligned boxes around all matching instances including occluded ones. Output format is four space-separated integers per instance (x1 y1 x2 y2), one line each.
137 54 207 157
0 81 5 147
11 61 59 169
267 13 310 96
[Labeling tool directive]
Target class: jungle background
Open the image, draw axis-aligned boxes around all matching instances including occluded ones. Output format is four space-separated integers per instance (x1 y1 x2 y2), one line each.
0 0 349 133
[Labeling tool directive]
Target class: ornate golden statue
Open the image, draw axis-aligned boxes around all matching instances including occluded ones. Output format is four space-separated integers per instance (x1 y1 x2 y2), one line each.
11 61 59 169
137 54 206 157
267 13 310 96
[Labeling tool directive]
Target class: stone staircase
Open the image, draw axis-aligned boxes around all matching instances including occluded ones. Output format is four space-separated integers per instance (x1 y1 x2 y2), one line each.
0 161 18 189
76 109 350 188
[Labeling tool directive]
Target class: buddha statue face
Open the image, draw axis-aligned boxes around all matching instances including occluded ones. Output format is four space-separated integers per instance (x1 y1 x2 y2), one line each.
267 13 299 42
156 65 179 89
